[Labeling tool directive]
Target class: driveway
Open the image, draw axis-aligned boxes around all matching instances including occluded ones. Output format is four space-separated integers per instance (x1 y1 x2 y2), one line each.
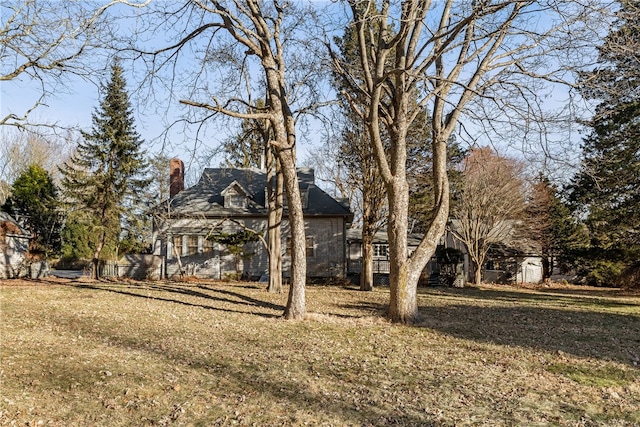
49 270 85 279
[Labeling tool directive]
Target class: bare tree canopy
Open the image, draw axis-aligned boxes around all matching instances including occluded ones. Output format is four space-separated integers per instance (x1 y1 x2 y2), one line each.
1 0 149 129
0 129 74 204
330 0 611 322
450 147 526 286
131 1 330 319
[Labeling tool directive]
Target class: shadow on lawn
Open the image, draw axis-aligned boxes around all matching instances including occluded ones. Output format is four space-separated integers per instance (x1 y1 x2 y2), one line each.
75 282 285 318
429 286 639 311
46 294 442 426
418 303 639 365
412 287 640 366
340 287 639 366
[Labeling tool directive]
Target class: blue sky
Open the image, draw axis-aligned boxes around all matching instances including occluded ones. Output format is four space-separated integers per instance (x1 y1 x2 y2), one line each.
1 1 333 185
1 1 605 187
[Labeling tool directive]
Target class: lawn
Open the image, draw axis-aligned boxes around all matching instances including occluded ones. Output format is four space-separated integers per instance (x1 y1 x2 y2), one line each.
1 278 639 426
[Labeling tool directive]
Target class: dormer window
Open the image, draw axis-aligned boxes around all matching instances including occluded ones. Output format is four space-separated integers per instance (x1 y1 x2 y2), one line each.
227 193 246 208
222 180 251 209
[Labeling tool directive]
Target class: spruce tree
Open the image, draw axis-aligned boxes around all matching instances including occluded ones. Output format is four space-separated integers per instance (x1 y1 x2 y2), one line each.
60 60 149 279
570 0 640 285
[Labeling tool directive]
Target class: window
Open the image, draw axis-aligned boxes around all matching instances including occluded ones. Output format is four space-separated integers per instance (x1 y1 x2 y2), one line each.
306 236 315 257
286 236 315 257
171 235 199 256
186 235 199 255
373 244 388 258
227 194 246 208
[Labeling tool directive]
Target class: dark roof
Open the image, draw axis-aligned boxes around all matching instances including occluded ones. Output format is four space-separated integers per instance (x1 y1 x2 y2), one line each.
164 167 352 219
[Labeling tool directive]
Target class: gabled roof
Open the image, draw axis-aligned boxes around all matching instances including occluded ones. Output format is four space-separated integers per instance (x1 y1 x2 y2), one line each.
163 168 352 219
221 180 253 198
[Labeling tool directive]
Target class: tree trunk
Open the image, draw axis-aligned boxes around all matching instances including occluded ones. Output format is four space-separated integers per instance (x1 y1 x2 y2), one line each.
360 230 374 291
267 152 283 293
91 229 106 280
542 250 551 280
360 199 375 291
279 149 306 320
385 133 450 323
258 20 307 318
474 264 482 286
387 178 417 323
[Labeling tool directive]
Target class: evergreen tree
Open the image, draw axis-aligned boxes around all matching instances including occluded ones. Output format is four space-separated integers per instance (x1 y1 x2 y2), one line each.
527 175 586 279
60 60 149 279
570 0 640 285
59 211 98 265
2 164 63 259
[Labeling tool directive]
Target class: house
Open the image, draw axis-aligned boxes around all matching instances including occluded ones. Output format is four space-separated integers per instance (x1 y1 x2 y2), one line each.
0 211 30 279
152 162 353 280
346 228 426 285
346 228 469 286
347 226 544 286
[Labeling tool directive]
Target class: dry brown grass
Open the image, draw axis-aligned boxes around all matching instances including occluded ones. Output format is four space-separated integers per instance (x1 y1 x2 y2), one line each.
1 278 639 426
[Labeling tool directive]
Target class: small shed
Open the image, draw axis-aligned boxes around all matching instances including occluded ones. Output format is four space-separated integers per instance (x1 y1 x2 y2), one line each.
483 244 544 284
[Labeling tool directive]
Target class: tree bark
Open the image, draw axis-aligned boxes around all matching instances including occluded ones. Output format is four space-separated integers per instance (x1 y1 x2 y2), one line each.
251 2 307 319
473 262 482 286
279 149 306 320
267 148 283 293
91 229 106 280
360 197 375 291
360 229 374 291
386 177 416 323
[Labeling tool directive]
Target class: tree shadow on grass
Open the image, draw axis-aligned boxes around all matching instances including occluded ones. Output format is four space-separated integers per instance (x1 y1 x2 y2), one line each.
74 282 284 319
43 308 443 426
338 287 640 366
420 303 639 365
428 286 640 311
412 288 640 366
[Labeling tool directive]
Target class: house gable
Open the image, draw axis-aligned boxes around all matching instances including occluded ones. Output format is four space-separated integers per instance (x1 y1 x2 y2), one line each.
221 180 253 209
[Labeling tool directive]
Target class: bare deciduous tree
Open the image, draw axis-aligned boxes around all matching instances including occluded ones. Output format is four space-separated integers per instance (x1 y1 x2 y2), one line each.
134 1 328 319
1 0 149 129
0 129 74 204
338 118 387 292
330 0 609 322
450 147 526 286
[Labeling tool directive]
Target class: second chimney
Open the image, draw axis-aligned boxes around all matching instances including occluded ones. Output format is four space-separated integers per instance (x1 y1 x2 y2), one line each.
169 158 184 198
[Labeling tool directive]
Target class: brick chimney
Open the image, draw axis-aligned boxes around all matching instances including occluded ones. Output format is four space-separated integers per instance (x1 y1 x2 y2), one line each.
169 158 184 198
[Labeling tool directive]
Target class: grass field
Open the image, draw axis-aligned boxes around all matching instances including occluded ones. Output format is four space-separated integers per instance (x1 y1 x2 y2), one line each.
1 278 639 426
